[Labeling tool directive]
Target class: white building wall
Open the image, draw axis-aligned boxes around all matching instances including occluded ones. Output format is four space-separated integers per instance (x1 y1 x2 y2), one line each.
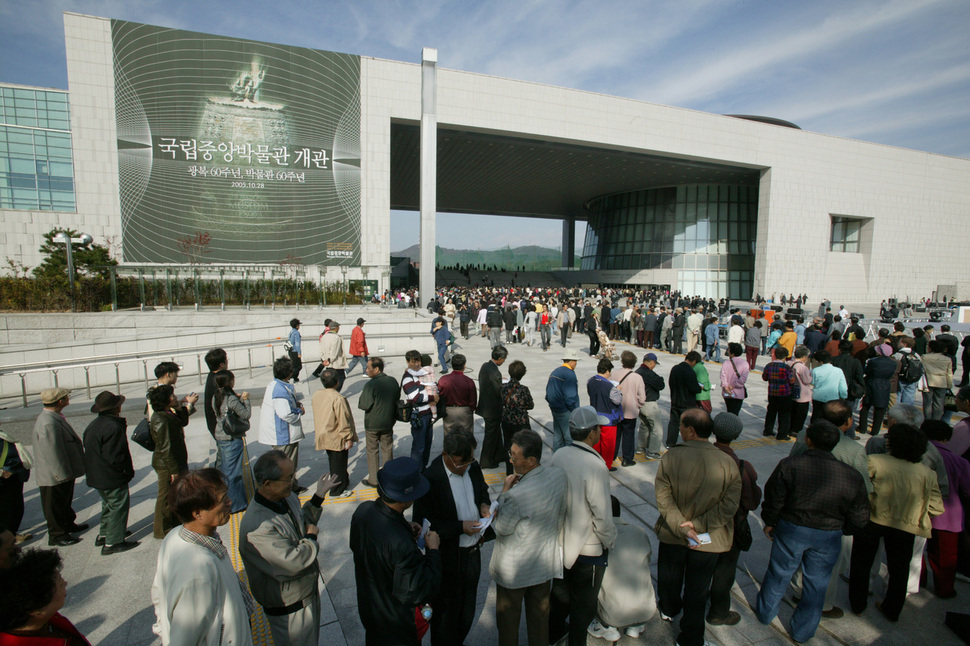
5 16 967 304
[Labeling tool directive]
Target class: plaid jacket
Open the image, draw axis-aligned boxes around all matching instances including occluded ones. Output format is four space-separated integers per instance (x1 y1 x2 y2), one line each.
762 361 795 397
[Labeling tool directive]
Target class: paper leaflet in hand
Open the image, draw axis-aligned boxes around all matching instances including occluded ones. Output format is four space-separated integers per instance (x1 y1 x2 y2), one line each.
687 532 712 547
416 518 431 550
474 501 500 533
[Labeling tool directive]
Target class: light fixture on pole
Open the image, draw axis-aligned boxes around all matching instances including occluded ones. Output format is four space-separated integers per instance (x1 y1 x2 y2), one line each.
55 232 92 313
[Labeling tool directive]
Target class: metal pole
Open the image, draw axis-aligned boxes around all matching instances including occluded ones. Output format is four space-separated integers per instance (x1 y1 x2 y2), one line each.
110 266 118 311
84 366 92 399
20 374 27 408
248 348 254 379
143 360 149 390
52 370 59 388
194 269 200 311
139 269 146 311
220 269 226 311
198 355 203 385
115 363 121 393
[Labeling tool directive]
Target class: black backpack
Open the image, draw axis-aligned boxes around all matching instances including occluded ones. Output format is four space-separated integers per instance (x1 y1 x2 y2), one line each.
899 352 924 384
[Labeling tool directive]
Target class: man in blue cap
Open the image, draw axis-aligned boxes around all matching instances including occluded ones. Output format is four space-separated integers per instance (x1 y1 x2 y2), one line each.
350 457 442 646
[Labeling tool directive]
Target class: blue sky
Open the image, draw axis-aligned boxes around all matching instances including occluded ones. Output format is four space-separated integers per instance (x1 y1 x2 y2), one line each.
3 0 968 253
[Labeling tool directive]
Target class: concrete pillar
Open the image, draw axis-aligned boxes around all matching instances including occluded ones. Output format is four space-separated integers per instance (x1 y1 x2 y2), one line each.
419 48 437 307
561 216 576 268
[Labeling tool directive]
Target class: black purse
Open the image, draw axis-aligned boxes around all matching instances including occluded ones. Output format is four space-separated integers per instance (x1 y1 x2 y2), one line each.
131 418 155 452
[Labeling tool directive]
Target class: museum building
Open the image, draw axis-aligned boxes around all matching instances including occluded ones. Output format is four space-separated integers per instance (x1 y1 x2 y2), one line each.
1 12 969 302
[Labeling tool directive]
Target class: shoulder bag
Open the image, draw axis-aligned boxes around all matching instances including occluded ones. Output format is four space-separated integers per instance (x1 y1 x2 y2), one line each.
728 358 747 398
131 418 155 452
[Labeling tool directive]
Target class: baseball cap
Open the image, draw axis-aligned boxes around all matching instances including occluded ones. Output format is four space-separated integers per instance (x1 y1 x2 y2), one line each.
569 406 609 432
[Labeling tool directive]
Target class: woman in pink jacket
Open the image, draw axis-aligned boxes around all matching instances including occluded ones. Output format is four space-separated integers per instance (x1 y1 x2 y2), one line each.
720 343 749 415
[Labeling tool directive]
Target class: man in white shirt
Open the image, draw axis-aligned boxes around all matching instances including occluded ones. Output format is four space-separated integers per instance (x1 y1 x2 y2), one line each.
413 430 493 646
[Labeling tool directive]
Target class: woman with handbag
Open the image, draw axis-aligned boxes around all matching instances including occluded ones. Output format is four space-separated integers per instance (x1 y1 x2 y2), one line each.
150 385 189 539
721 343 749 415
500 360 534 476
213 371 252 513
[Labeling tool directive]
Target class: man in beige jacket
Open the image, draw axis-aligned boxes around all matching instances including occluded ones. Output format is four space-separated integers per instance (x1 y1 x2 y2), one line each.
547 406 617 646
311 369 357 498
318 321 348 392
655 408 740 646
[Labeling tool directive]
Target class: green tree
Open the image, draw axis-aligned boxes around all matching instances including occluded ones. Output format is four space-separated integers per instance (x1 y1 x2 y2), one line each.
33 228 117 281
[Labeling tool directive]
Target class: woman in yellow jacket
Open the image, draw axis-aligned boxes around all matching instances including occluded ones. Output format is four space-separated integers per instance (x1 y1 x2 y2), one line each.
847 423 943 621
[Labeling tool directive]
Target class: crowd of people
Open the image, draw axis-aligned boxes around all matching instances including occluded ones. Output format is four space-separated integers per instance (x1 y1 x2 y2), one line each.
0 285 968 646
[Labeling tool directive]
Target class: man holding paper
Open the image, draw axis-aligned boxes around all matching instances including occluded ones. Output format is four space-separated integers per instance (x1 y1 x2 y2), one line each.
413 429 494 646
654 408 741 646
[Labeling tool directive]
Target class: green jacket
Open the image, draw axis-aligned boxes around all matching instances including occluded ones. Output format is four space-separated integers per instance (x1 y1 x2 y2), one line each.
693 362 712 402
358 372 399 431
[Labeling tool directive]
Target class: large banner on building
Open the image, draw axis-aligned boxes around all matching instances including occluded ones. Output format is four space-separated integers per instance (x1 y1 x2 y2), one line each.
111 20 361 265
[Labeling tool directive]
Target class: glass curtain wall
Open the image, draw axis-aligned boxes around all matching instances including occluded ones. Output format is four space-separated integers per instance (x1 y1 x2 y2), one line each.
581 184 757 299
0 86 76 212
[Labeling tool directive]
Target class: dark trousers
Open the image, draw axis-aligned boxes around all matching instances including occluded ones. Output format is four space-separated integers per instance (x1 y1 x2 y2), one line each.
480 417 504 468
549 560 605 646
644 330 654 348
764 395 792 439
0 476 25 533
616 418 636 462
724 397 743 415
789 401 810 437
849 522 915 620
460 320 469 339
745 346 759 370
409 414 434 468
288 351 303 381
710 541 742 620
859 402 887 436
39 481 77 541
667 405 690 447
588 331 600 356
501 422 526 475
496 581 550 646
326 449 349 495
657 542 718 646
927 528 960 597
431 546 481 646
154 471 178 539
97 486 130 546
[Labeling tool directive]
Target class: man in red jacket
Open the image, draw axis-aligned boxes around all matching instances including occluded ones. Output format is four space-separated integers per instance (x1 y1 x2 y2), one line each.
347 318 369 377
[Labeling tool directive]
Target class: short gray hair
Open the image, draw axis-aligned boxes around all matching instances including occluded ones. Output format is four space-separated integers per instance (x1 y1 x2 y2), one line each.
886 403 924 427
253 450 288 485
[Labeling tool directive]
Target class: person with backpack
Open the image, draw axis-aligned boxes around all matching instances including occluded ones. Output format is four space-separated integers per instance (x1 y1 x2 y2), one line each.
893 337 923 406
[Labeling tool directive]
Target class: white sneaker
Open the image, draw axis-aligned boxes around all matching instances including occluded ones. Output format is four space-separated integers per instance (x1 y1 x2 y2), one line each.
659 610 674 622
587 618 621 641
625 623 645 638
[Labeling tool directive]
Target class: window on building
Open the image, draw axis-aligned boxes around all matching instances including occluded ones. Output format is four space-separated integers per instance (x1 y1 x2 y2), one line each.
830 216 863 253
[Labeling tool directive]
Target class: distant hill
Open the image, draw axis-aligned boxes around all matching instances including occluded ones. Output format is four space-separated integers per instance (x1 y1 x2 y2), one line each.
392 245 577 271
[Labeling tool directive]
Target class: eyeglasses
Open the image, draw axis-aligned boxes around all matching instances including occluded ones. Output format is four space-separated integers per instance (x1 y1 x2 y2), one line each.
446 454 476 470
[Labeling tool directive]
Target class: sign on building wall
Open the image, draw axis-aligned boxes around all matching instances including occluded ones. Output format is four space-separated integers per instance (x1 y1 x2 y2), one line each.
111 20 361 265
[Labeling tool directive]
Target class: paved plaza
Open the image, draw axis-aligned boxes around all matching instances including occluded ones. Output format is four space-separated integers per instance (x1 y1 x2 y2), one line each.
1 310 967 645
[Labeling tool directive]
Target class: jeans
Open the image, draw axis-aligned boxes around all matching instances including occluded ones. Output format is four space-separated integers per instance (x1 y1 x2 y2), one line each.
923 387 947 421
755 520 842 643
898 380 917 405
539 325 551 350
216 438 249 512
437 343 449 373
706 340 721 362
657 542 718 646
409 413 434 468
346 354 368 377
551 409 572 451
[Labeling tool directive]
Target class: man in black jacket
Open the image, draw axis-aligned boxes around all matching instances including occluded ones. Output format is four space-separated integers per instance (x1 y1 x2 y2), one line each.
635 353 666 458
413 430 493 646
829 341 866 429
82 391 138 555
350 458 442 646
358 357 400 487
477 345 508 468
666 354 701 448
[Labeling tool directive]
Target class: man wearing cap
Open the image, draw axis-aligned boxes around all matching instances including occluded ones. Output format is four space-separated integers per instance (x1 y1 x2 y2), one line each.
83 391 138 555
347 317 370 377
547 406 617 646
545 349 581 451
350 457 442 646
287 318 303 382
708 413 761 626
33 388 88 546
636 353 666 459
319 321 348 392
654 408 740 646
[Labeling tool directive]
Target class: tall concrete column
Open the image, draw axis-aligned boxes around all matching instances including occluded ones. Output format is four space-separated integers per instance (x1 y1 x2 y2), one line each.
561 216 576 268
419 47 437 307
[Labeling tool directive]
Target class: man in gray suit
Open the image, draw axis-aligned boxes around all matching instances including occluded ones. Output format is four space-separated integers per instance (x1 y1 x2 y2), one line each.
33 388 87 546
239 451 340 646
